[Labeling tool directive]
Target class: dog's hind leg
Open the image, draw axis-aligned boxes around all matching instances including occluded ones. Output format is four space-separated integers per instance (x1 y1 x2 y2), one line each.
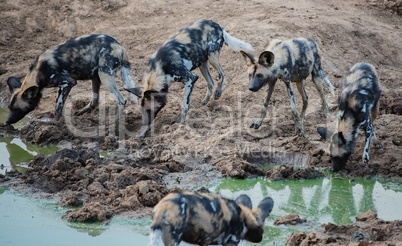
208 51 226 100
199 61 215 106
75 75 101 116
296 80 308 123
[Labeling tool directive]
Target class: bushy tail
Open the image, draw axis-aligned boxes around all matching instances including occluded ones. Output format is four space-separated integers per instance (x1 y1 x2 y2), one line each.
121 58 138 104
323 76 335 95
315 69 335 95
222 29 254 52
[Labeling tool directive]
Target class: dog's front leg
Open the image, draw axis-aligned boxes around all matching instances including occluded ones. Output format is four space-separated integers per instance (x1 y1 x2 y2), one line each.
54 78 76 121
284 81 303 135
173 74 199 124
363 120 374 167
250 80 276 129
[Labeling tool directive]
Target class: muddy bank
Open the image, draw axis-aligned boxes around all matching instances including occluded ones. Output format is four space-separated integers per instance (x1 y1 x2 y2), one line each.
19 148 173 221
285 210 402 245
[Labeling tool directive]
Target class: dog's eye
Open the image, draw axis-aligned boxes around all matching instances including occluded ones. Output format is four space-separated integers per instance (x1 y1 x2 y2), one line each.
257 74 263 78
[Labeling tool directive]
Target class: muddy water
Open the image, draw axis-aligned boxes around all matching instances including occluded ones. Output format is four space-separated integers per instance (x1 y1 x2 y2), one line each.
0 136 58 175
1 177 401 245
0 188 150 245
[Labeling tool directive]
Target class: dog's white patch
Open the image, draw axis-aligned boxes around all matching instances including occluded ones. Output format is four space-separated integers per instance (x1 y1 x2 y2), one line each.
50 74 55 79
361 104 366 113
338 110 344 118
100 47 106 53
182 59 193 71
148 229 163 246
210 201 216 212
180 197 186 215
359 90 368 95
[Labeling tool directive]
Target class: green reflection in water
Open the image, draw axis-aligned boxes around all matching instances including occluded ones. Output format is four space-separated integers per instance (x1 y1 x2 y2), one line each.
0 189 150 246
211 177 402 245
0 136 59 175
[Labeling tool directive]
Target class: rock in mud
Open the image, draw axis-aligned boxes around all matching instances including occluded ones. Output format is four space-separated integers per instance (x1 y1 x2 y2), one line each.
274 213 307 225
211 156 264 178
266 165 325 181
62 202 114 222
0 123 18 136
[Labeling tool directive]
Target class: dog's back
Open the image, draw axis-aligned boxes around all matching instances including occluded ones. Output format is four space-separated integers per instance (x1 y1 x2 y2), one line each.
149 191 275 246
339 62 381 128
149 191 244 246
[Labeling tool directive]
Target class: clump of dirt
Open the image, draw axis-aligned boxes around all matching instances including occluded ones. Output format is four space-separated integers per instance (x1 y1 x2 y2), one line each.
274 213 307 226
62 202 114 222
266 165 325 181
20 120 77 146
285 210 402 245
210 156 265 178
380 91 402 115
379 0 402 14
0 123 18 136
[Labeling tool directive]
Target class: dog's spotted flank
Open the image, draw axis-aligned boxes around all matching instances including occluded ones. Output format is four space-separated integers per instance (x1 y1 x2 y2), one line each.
148 191 274 246
6 34 137 125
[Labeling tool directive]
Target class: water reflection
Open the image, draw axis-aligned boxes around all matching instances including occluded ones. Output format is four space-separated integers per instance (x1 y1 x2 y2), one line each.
212 177 402 245
0 137 58 175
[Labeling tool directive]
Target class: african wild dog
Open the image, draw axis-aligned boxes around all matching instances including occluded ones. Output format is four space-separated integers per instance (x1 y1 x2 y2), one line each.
148 191 274 246
125 19 254 138
241 38 335 135
6 34 137 125
317 63 382 171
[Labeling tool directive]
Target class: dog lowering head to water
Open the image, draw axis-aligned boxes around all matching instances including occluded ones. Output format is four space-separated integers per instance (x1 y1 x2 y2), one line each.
241 38 335 135
6 34 137 124
148 191 274 246
317 62 382 171
125 19 254 138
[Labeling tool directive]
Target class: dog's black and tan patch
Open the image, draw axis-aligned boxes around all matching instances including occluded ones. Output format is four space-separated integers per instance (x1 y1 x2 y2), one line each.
148 191 273 246
6 34 136 124
242 38 334 135
317 62 381 171
125 19 254 138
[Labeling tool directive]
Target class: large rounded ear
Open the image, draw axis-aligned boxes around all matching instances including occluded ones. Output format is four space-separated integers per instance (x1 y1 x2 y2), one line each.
258 51 275 67
241 51 255 66
235 194 252 210
21 86 39 99
317 127 333 142
256 197 274 222
7 77 22 93
124 87 143 98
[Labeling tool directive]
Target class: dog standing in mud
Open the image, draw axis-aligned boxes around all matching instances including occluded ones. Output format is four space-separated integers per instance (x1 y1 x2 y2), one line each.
125 19 254 138
148 191 274 246
6 34 137 125
317 63 382 171
241 38 335 135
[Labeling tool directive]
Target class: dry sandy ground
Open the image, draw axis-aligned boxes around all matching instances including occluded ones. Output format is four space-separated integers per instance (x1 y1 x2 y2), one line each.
1 0 402 245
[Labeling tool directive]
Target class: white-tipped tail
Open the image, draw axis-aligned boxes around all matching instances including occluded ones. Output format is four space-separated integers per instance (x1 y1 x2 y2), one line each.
222 29 254 52
323 76 335 95
148 229 163 246
121 65 138 104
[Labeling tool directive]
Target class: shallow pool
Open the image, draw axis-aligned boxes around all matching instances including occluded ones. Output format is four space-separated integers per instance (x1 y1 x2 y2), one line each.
1 176 401 245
